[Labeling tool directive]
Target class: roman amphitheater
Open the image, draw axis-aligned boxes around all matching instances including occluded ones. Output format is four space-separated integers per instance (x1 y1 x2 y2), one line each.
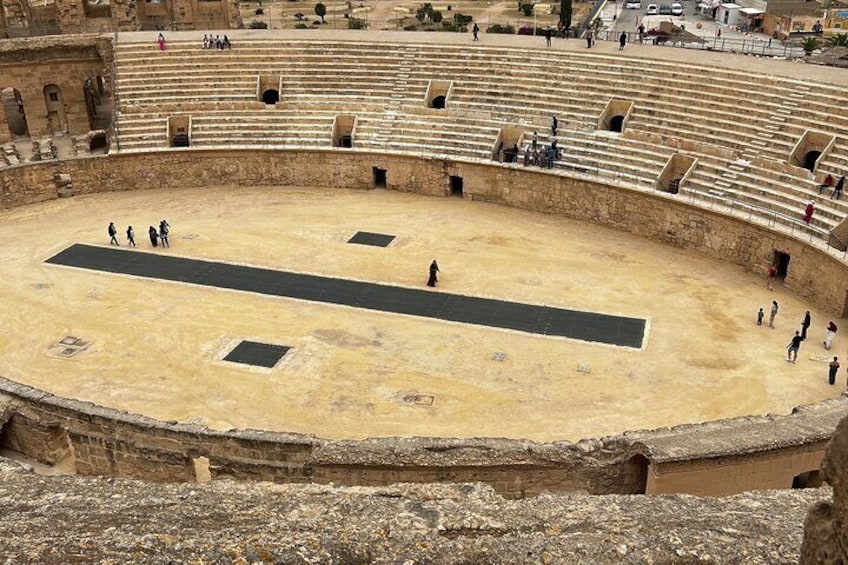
1 9 848 562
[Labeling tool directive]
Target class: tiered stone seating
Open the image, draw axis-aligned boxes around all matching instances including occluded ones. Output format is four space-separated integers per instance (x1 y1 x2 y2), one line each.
112 38 848 240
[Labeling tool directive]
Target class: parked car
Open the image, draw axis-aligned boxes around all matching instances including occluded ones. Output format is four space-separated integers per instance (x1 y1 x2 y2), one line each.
646 3 658 14
659 4 672 14
671 2 683 15
625 0 642 9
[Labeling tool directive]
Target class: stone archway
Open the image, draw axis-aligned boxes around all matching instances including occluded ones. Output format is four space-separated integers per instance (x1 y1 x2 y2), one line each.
1 87 30 139
43 84 68 135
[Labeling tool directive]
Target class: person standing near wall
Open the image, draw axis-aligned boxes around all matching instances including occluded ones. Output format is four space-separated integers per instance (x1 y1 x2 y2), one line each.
824 321 838 350
757 308 764 326
619 31 627 50
787 330 803 363
767 264 777 290
769 300 779 329
108 222 119 246
801 311 811 341
829 357 840 385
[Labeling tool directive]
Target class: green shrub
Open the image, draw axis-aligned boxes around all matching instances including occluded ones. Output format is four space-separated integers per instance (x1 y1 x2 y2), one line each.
249 20 268 29
521 2 534 16
294 22 308 29
432 10 443 23
487 23 516 34
453 12 473 25
348 17 367 29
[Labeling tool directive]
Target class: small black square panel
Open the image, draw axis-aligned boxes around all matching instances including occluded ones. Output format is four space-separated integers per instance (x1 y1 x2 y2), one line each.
224 341 290 368
347 231 396 247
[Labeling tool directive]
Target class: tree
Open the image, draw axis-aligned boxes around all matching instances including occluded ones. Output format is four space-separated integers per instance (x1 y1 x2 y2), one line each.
314 2 326 23
521 2 534 16
432 10 443 23
827 33 848 47
416 3 435 23
560 0 572 31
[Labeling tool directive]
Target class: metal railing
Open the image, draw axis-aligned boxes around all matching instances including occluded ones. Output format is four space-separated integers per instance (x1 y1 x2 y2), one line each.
596 29 807 58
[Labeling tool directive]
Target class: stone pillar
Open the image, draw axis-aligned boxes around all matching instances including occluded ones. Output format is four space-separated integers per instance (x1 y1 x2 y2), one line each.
800 413 848 564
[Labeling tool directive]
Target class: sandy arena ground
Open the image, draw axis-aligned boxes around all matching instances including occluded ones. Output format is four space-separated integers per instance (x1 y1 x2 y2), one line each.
0 185 842 442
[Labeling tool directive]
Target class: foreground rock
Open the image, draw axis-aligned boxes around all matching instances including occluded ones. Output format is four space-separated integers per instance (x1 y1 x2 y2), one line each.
0 458 824 564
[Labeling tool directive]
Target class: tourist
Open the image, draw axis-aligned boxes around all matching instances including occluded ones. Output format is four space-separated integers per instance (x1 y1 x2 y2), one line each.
427 260 439 287
829 357 840 385
824 321 838 350
126 225 136 247
108 222 119 245
159 219 170 247
637 23 645 43
757 307 764 326
472 22 479 41
786 330 802 363
214 35 221 50
769 300 778 329
619 31 627 50
819 173 834 195
833 175 845 200
202 34 209 49
766 264 777 290
148 225 159 247
157 33 166 51
222 35 232 49
803 200 815 224
531 131 538 152
551 116 558 137
556 19 565 38
523 146 530 166
544 27 552 47
801 311 811 340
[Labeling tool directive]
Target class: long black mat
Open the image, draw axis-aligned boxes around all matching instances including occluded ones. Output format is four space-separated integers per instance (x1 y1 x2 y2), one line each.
46 244 646 347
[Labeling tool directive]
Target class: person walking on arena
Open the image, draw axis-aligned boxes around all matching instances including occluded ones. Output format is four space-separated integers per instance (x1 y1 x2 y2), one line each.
766 264 777 290
159 219 170 248
757 307 764 326
833 175 846 200
108 222 119 245
769 300 779 329
824 321 838 350
126 225 136 247
427 260 440 287
619 31 627 50
801 310 811 340
473 22 480 41
829 357 840 385
786 330 803 363
148 226 159 247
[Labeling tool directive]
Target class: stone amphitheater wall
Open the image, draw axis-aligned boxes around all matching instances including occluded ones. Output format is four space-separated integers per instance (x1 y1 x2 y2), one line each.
2 150 848 496
3 149 847 314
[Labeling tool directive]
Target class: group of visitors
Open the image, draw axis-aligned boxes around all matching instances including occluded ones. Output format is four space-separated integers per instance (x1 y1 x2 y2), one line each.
202 34 232 50
818 173 846 200
108 220 171 249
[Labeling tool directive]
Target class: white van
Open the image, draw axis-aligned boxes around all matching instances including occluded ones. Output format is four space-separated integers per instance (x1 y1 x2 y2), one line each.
626 0 642 9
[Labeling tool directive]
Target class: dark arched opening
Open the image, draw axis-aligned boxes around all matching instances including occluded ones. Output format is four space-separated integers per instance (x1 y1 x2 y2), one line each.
171 133 190 147
1 88 29 137
792 470 823 489
804 150 821 172
89 133 108 153
262 89 280 105
83 76 111 130
609 115 625 133
431 95 446 109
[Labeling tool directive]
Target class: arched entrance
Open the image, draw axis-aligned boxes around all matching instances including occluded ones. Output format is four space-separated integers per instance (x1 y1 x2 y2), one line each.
262 89 279 105
803 150 821 173
1 87 30 138
43 84 68 135
431 95 446 109
609 115 625 133
83 77 111 130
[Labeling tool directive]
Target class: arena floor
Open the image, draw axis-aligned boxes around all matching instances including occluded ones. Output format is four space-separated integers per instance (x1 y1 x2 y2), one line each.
0 185 841 441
